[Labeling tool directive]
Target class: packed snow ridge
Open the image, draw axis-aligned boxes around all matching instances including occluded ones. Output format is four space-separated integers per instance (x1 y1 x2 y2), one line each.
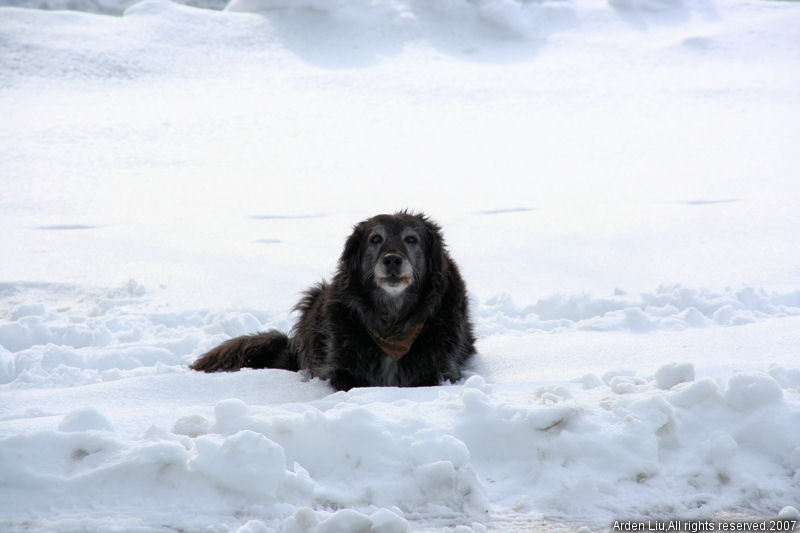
0 0 585 28
479 284 800 334
0 0 705 40
2 368 800 531
1 281 798 387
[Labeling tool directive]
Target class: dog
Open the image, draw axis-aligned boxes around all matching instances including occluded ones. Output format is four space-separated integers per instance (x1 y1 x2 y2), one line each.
190 212 475 391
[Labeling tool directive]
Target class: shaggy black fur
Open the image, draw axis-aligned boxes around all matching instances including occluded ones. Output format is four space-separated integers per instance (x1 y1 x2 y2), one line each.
190 212 475 391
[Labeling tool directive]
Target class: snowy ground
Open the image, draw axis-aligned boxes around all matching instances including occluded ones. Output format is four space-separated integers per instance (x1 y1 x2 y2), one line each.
2 0 800 531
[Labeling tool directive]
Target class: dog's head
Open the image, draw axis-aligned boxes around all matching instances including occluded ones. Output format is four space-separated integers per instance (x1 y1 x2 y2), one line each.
340 212 447 302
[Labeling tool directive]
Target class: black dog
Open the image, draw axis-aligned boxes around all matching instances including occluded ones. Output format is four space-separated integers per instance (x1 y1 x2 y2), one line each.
190 212 475 391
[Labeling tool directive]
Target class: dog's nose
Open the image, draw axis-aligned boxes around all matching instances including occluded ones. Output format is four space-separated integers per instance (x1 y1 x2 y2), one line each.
382 253 404 268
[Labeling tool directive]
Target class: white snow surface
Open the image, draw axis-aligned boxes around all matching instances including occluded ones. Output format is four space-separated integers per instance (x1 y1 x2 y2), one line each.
2 0 800 531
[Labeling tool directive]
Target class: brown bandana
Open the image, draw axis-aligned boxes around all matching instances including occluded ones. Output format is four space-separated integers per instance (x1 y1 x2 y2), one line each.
367 322 425 362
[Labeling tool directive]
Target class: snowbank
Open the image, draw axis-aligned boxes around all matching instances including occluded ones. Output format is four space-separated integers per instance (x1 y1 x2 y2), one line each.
478 284 800 335
1 282 799 531
2 363 798 531
0 0 596 34
1 281 797 388
0 0 735 47
0 0 226 14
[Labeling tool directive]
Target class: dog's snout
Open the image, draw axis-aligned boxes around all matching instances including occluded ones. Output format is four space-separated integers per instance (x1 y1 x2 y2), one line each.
382 253 404 268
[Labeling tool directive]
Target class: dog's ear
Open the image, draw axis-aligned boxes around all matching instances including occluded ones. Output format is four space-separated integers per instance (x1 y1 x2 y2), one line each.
340 220 366 278
417 213 449 280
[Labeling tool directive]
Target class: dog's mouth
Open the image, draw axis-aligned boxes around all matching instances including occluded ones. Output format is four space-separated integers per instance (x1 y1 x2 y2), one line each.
378 274 411 288
377 274 412 296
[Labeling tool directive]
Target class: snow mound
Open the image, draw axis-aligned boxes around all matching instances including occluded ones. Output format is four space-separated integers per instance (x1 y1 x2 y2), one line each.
724 372 783 411
58 407 116 432
478 285 800 335
1 282 798 389
0 0 226 14
668 378 720 408
654 362 695 390
0 281 285 388
779 506 800 520
3 372 799 531
369 508 411 533
0 0 576 38
188 430 287 497
225 0 576 38
316 509 373 533
1 283 798 529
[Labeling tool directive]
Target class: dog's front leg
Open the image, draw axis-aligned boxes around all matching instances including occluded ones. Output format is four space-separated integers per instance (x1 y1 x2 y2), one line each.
328 368 368 391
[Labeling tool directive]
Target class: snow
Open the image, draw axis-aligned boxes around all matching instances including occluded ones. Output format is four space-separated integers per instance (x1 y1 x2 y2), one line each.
1 0 800 531
653 362 694 390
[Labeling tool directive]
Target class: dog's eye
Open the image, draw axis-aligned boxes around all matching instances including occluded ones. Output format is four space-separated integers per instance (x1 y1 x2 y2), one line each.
404 236 418 245
370 234 383 244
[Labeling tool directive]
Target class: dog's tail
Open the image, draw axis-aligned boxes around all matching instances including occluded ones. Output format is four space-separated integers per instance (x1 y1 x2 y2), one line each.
189 330 299 373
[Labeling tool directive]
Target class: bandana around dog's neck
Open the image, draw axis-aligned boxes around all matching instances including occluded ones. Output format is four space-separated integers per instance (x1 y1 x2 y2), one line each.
367 322 425 362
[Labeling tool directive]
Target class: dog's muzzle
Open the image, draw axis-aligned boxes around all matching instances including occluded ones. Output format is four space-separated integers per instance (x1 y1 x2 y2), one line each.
376 252 412 294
